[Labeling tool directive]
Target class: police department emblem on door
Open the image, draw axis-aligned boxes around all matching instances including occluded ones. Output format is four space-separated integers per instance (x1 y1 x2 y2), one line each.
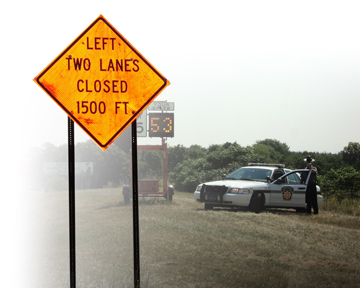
282 186 294 201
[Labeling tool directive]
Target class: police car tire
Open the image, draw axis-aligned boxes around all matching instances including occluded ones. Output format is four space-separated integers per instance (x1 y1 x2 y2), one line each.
250 192 264 213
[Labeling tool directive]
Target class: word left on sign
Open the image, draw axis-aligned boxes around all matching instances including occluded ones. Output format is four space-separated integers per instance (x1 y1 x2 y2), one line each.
34 14 169 150
86 37 116 50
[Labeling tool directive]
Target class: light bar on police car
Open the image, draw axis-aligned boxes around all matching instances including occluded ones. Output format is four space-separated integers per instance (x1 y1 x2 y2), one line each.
247 163 286 168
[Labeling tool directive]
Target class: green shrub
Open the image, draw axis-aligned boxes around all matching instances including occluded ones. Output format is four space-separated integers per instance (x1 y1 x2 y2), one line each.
318 167 360 202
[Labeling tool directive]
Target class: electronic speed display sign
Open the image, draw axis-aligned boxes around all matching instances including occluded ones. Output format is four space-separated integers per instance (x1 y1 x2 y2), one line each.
149 113 174 138
34 15 170 150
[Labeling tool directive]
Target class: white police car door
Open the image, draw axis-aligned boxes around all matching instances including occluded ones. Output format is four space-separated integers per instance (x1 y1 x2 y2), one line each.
268 171 307 207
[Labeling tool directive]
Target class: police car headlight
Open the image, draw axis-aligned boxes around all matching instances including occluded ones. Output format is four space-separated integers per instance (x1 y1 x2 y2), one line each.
228 188 240 194
228 188 252 194
196 185 203 192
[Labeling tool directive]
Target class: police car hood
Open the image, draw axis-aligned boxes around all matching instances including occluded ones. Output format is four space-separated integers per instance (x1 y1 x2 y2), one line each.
202 180 268 189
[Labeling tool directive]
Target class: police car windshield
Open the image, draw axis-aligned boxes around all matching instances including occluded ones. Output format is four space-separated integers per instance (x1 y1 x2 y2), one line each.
226 167 272 182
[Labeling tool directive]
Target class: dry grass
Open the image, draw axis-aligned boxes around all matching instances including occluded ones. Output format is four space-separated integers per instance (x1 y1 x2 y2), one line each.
321 197 360 217
24 189 360 287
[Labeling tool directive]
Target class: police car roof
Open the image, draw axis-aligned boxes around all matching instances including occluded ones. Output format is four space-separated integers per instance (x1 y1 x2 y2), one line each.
247 163 285 168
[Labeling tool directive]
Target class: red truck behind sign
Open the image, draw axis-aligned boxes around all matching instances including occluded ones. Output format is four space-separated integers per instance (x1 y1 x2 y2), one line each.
122 139 174 204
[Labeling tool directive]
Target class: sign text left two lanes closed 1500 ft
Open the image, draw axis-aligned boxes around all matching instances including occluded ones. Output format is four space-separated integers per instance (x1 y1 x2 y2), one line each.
34 15 169 149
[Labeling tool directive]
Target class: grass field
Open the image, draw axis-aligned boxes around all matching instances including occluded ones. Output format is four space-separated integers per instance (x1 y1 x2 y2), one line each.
24 188 360 287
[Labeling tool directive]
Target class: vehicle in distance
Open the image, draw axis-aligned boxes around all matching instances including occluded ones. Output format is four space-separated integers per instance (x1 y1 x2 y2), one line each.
194 163 323 212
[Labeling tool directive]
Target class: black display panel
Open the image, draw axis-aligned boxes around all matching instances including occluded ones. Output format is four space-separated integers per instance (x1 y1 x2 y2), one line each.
148 113 174 138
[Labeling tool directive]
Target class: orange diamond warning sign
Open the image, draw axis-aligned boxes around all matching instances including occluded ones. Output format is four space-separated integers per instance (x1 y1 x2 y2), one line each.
34 15 170 150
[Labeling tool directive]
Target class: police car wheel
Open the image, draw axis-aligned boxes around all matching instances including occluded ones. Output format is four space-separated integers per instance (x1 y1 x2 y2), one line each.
250 192 264 213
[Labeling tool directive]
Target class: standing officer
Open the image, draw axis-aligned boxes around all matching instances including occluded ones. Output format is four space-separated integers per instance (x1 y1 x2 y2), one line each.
304 156 318 215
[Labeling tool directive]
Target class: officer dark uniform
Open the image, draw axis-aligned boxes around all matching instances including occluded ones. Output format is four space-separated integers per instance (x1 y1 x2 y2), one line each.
304 156 318 215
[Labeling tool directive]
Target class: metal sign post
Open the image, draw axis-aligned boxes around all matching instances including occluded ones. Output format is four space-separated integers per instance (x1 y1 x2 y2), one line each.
68 117 76 287
131 119 140 287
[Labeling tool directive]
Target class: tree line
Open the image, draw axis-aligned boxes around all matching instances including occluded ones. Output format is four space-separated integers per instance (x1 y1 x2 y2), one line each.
168 140 360 201
26 138 360 200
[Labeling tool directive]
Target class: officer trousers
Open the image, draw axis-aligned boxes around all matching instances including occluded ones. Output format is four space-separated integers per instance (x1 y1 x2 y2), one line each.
306 184 318 214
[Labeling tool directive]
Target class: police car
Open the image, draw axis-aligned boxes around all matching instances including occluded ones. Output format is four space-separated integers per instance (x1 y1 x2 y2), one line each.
193 163 323 212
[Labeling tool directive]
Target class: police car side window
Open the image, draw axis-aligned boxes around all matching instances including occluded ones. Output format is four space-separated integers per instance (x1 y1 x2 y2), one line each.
287 172 301 185
273 170 284 180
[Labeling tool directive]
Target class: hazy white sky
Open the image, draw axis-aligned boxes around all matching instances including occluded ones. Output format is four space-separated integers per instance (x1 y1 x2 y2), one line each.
2 1 360 285
3 0 360 156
